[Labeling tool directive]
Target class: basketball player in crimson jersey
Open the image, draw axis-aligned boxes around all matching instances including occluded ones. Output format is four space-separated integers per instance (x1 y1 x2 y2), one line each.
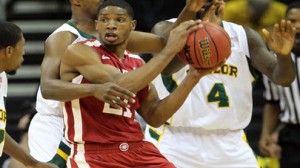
59 0 220 167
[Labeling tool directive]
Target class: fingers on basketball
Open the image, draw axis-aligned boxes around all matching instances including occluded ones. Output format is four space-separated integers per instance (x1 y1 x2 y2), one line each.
178 21 231 69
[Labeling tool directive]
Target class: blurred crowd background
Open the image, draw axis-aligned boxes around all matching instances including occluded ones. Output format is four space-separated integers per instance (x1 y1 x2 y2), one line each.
0 0 296 167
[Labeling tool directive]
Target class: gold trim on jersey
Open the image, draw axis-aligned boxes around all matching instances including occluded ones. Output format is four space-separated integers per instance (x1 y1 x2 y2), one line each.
149 124 168 146
0 109 6 123
57 148 69 161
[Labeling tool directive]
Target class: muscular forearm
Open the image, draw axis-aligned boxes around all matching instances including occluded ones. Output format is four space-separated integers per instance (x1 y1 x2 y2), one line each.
115 48 177 93
4 134 38 166
271 54 296 86
41 79 94 101
146 74 199 127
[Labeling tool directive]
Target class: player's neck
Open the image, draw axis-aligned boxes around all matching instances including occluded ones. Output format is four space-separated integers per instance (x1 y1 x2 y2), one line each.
104 45 126 60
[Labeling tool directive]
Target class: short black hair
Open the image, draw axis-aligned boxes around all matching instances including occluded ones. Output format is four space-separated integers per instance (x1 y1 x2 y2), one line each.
0 21 22 49
286 2 300 15
97 0 134 19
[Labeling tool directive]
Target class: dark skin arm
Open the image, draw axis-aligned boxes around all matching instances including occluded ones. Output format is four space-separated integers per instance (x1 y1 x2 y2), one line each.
4 134 58 168
245 20 296 86
127 31 164 54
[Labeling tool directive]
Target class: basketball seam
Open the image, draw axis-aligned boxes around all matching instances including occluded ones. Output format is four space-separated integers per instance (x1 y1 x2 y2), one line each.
193 30 201 67
208 23 231 48
204 25 219 66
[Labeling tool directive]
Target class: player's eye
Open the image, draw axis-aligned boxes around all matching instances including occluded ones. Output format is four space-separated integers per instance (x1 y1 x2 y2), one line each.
99 17 107 22
118 18 125 23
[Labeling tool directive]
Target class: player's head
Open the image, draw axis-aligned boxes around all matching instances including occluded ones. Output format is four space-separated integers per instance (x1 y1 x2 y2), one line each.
285 2 300 53
0 21 25 74
69 0 105 20
95 0 136 47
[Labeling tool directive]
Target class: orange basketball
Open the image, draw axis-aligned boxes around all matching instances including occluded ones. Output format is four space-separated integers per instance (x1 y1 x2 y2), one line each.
178 21 231 69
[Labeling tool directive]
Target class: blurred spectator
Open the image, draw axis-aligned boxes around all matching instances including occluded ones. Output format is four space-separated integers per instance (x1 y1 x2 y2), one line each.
223 0 287 36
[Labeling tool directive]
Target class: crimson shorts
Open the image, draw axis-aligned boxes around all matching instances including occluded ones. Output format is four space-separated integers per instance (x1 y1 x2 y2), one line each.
67 141 175 168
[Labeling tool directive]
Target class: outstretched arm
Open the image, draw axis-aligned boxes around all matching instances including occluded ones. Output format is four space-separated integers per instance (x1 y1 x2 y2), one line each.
4 133 58 168
246 20 296 86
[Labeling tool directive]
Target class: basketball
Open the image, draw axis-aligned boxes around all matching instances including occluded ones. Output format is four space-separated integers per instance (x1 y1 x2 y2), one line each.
178 21 231 69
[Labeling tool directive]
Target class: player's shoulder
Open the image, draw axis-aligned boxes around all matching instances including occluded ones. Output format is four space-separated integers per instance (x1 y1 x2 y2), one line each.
152 18 175 34
242 25 260 40
222 20 244 29
125 50 141 59
80 39 101 47
47 21 80 41
51 21 78 35
125 51 145 65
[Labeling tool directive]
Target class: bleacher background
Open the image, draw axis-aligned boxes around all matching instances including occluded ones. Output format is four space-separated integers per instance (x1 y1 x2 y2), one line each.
1 0 265 166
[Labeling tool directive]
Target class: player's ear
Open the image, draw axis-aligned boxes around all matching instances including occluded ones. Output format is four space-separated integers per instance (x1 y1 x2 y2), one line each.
70 0 80 6
5 46 13 58
131 20 137 31
95 20 98 30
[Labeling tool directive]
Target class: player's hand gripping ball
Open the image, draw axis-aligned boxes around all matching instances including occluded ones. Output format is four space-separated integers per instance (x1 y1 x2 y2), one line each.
178 21 231 68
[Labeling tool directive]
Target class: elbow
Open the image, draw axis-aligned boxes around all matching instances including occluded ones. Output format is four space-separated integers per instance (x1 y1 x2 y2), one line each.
145 115 165 128
40 85 52 99
277 78 295 87
147 120 164 128
272 72 296 87
161 69 173 77
40 81 55 100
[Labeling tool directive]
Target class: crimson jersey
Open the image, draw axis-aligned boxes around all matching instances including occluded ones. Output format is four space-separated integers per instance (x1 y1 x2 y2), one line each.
63 39 149 144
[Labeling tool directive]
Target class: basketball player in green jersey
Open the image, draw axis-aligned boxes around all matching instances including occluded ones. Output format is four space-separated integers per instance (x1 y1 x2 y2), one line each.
145 0 296 167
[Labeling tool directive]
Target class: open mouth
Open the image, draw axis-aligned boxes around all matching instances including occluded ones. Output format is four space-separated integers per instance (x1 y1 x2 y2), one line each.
105 33 118 42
